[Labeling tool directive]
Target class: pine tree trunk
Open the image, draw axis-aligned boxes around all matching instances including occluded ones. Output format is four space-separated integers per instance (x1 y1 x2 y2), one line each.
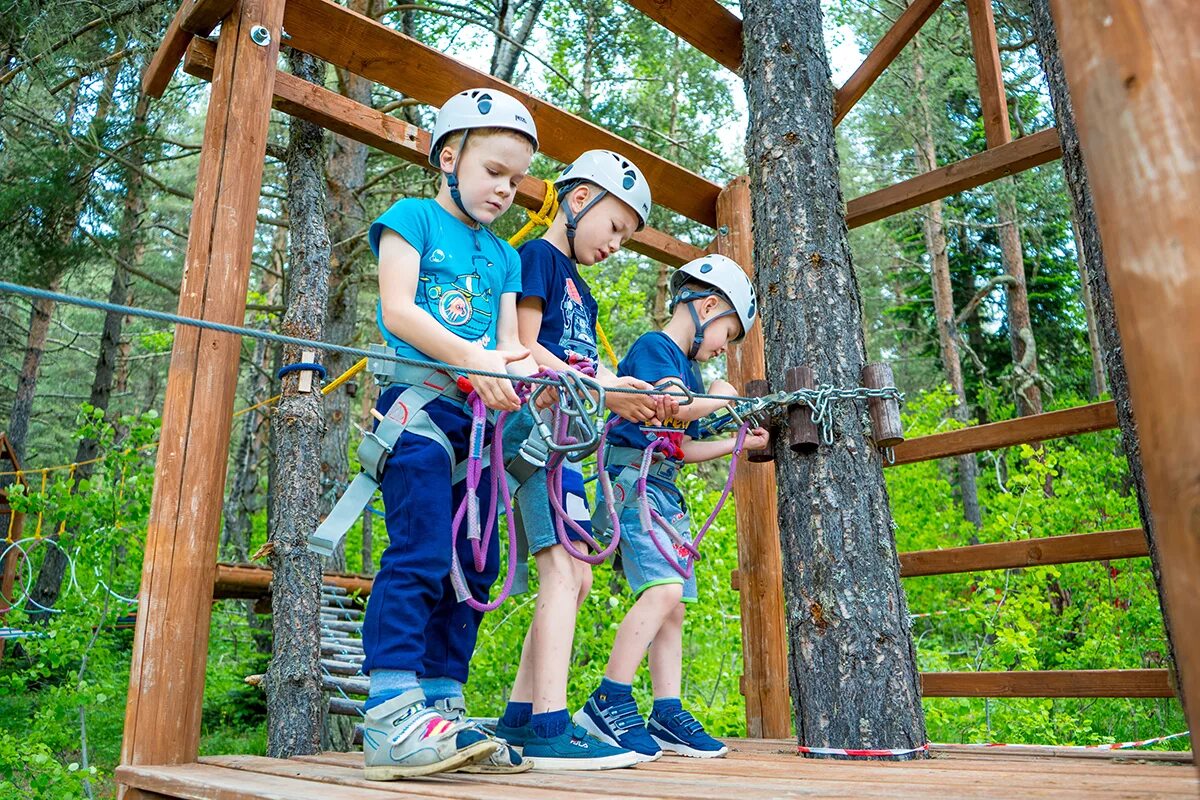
1070 215 1106 398
996 183 1043 416
742 0 927 756
912 35 981 532
264 48 331 759
8 290 55 465
1030 0 1183 713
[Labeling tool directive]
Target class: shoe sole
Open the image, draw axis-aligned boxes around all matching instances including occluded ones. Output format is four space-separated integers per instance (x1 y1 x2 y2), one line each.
572 710 662 763
457 759 534 774
525 751 642 771
363 740 499 780
650 733 728 759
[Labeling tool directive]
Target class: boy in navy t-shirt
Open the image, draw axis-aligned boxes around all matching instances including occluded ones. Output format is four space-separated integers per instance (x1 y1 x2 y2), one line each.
493 151 675 770
573 255 769 762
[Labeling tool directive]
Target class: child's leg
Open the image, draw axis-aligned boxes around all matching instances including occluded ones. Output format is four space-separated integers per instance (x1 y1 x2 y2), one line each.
647 601 685 700
604 582 684 684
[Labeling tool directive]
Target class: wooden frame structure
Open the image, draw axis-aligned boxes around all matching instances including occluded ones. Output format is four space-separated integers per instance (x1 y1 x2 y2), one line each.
120 0 1198 792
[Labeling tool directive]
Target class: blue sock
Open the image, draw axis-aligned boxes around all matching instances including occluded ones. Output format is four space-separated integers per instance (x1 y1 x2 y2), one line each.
420 676 464 704
364 669 420 711
500 701 533 728
653 697 683 717
530 709 570 740
593 677 633 709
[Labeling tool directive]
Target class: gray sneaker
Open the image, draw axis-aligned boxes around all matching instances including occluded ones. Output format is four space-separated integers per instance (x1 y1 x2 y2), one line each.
362 689 498 780
432 696 532 773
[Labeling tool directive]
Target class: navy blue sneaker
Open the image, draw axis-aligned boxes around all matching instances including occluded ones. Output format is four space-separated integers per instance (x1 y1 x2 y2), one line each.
648 707 727 758
523 724 640 770
573 696 661 762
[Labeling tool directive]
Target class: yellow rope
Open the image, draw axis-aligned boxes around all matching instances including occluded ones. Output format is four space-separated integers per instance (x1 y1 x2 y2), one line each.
4 470 19 542
595 319 620 370
55 463 77 537
33 469 47 539
507 179 559 247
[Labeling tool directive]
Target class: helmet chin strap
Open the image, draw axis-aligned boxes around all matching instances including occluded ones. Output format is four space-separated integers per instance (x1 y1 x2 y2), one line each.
562 185 608 262
445 130 483 231
674 289 735 360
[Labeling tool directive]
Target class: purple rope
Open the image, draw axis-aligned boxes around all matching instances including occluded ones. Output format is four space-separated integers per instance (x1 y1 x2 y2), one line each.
548 417 622 564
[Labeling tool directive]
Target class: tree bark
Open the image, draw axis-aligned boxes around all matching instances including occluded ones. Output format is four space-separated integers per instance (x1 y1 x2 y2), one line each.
489 0 546 83
911 35 981 532
742 0 927 756
996 182 1043 416
1029 0 1182 714
1069 214 1106 398
264 47 331 759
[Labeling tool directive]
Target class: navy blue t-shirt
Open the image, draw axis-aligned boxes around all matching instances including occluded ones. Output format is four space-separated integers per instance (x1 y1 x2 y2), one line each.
605 331 703 456
516 239 599 362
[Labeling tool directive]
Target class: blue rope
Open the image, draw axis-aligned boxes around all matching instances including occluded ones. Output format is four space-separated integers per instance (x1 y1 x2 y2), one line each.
277 362 327 381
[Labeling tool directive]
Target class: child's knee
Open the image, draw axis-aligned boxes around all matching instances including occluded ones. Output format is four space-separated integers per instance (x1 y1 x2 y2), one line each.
641 582 684 608
667 600 685 626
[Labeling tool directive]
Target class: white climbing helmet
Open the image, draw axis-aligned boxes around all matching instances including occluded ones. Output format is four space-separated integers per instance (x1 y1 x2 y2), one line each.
669 254 758 346
553 149 653 230
427 88 539 167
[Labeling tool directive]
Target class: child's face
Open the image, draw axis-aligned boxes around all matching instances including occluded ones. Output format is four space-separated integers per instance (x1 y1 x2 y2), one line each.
440 132 534 224
693 296 743 361
564 187 640 266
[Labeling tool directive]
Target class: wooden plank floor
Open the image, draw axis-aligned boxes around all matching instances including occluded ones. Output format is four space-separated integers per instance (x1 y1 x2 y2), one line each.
116 739 1197 800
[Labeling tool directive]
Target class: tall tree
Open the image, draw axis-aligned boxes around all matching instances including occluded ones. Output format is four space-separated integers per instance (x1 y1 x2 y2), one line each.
1029 0 1184 714
264 48 331 759
742 0 927 755
911 32 982 531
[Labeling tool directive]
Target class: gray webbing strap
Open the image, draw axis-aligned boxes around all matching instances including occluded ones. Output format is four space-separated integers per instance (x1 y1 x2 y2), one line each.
308 364 463 557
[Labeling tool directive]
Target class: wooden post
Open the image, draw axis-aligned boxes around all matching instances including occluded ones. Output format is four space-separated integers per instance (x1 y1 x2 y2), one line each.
744 379 774 464
716 177 790 738
1049 0 1200 742
119 0 284 789
785 366 820 453
862 363 904 448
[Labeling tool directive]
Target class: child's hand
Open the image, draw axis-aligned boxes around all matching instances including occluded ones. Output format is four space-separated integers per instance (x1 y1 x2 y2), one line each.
533 369 559 410
463 347 529 411
606 376 664 424
742 426 771 451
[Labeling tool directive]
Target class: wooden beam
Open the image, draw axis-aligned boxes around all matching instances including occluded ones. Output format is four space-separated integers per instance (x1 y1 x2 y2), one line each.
834 0 945 126
900 529 1149 578
142 0 236 98
716 177 790 739
964 0 1012 148
184 39 703 268
921 669 1174 698
282 0 721 228
620 0 743 73
213 562 373 599
888 400 1116 466
1050 0 1200 740
120 0 284 789
846 127 1062 228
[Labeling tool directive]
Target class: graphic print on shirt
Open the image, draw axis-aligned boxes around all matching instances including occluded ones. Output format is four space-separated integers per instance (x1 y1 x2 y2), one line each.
418 253 495 343
557 277 597 359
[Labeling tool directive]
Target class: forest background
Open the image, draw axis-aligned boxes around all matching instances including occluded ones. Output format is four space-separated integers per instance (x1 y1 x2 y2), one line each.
0 0 1187 796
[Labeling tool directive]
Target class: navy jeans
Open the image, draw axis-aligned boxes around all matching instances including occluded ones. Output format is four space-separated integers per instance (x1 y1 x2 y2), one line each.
361 387 499 682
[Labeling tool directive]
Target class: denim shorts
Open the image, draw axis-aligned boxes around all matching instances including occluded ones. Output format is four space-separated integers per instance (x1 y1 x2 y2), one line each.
613 477 698 602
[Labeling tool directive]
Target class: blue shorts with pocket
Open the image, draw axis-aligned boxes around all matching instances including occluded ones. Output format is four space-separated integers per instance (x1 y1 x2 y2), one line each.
612 476 698 602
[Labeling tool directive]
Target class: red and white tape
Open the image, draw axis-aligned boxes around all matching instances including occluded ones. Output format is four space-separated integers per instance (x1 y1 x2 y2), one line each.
796 730 1190 757
964 730 1190 751
797 743 930 757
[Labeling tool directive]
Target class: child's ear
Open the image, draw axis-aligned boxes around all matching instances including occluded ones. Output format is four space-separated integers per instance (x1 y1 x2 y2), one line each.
439 144 457 173
570 184 591 213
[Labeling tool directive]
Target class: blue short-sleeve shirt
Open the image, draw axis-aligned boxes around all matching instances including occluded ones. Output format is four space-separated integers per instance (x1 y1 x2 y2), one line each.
605 332 703 454
516 239 599 362
370 198 522 360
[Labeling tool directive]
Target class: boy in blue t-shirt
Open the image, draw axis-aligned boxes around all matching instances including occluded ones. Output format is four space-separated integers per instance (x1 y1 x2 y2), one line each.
574 255 769 761
493 151 674 770
358 89 542 780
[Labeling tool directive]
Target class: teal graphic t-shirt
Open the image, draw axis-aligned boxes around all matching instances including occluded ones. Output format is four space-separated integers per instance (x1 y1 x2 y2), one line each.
369 198 522 360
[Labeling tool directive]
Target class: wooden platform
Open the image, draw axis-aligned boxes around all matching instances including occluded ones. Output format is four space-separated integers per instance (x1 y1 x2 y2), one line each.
116 738 1196 799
